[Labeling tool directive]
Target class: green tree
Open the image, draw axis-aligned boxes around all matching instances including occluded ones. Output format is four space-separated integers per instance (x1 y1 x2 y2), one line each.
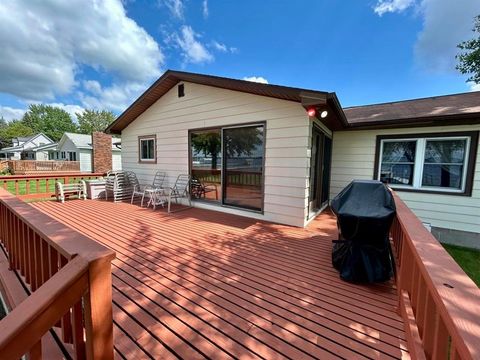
76 109 116 134
191 131 221 169
22 104 77 141
0 120 34 148
456 15 480 84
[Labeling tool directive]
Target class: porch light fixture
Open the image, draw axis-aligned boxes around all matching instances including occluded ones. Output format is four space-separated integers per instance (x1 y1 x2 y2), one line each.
307 107 316 117
320 110 328 118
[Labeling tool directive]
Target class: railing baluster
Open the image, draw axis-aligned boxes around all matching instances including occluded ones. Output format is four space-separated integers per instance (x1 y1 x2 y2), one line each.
13 215 19 271
20 220 26 277
432 315 449 360
60 256 73 343
72 300 86 359
32 233 43 291
26 228 32 285
40 241 49 285
416 279 427 337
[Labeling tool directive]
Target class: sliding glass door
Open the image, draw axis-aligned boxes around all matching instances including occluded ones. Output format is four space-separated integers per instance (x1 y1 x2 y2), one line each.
190 129 222 202
189 124 265 211
223 125 264 211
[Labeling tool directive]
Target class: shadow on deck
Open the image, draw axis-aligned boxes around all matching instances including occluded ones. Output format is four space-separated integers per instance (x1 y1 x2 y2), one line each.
32 199 409 360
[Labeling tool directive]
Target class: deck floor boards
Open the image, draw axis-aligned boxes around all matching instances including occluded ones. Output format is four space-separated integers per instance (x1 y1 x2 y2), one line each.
32 199 410 360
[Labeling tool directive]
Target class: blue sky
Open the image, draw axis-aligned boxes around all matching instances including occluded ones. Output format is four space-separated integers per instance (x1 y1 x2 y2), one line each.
0 0 479 121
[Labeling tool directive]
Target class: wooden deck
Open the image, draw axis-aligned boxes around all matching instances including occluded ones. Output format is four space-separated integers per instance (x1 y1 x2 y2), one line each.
32 199 409 360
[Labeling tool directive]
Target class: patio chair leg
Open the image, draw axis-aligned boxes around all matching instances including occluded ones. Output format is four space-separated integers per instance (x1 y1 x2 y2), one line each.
141 193 145 207
131 192 134 204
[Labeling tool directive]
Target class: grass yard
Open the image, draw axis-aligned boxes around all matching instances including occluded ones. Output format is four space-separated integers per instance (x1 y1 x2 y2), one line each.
2 176 99 196
443 244 480 287
4 178 60 195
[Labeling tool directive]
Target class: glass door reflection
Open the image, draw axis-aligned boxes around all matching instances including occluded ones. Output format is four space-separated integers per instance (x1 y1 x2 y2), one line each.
190 129 222 202
222 125 264 211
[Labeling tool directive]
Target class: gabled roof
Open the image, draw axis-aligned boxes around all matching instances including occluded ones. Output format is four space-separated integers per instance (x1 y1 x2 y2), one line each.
58 132 121 151
30 142 58 151
106 70 348 133
0 133 54 152
62 132 93 149
106 70 480 133
344 91 480 129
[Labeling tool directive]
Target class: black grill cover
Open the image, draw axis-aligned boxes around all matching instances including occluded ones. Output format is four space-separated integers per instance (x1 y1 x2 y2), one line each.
331 180 396 283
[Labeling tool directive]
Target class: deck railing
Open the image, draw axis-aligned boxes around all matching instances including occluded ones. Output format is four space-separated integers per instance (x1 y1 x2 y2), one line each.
391 193 480 360
0 173 104 199
9 160 81 174
0 188 115 359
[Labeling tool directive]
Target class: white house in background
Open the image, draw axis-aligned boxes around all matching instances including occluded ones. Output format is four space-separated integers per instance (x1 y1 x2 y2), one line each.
0 133 54 160
50 132 122 172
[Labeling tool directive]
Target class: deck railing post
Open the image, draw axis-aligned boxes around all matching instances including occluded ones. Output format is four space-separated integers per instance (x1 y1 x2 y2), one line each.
84 257 114 360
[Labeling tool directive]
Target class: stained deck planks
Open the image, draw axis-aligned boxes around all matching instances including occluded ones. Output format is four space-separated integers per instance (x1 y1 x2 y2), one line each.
32 199 410 360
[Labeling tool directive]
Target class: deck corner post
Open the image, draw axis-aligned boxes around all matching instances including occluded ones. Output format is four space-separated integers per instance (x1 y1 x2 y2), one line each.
84 257 114 360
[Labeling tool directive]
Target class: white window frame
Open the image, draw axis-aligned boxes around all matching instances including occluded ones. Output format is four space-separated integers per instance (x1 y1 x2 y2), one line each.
378 135 471 193
139 136 156 162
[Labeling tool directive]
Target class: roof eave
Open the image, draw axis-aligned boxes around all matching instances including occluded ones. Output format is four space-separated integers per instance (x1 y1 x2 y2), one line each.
346 112 480 130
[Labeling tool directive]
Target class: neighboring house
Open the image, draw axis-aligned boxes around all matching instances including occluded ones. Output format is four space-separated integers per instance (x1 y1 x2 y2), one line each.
106 70 480 247
0 133 54 160
50 132 122 172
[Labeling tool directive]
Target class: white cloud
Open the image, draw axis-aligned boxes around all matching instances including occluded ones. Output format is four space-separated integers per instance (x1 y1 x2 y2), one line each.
80 80 147 113
0 0 163 100
210 41 238 54
202 0 209 19
173 26 214 64
211 41 227 52
83 80 102 96
0 106 26 121
414 0 480 73
373 0 480 74
469 82 480 92
159 0 184 19
373 0 415 16
243 76 269 84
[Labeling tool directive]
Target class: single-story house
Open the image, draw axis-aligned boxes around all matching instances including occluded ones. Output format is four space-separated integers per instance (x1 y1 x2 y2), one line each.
50 132 122 172
106 70 480 248
0 133 54 160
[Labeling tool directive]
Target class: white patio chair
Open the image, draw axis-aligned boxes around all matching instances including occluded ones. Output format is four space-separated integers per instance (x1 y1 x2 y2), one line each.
166 174 192 213
130 171 166 207
143 171 167 208
105 170 131 203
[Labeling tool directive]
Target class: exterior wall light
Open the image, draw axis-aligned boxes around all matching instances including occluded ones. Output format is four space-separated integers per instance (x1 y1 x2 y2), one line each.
307 108 316 117
320 110 328 118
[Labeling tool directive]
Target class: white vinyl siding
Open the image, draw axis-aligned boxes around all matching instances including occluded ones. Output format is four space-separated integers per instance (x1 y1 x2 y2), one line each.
112 152 122 171
331 125 480 234
121 82 311 226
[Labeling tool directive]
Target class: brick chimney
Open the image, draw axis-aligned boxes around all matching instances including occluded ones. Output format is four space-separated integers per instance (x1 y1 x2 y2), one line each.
92 132 112 174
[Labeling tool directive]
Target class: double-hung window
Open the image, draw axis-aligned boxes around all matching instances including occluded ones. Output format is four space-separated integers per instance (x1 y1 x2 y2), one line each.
138 135 156 163
376 132 478 195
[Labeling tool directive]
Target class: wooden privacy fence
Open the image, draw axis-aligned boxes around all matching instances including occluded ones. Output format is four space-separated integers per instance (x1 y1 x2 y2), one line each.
391 193 480 360
0 173 104 199
8 160 80 175
0 188 115 359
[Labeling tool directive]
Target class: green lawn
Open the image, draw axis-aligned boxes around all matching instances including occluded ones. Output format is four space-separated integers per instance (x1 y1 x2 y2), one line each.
4 178 60 195
442 244 480 287
2 177 98 196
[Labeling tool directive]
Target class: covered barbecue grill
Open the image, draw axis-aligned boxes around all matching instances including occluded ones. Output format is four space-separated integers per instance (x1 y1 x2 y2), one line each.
331 180 396 283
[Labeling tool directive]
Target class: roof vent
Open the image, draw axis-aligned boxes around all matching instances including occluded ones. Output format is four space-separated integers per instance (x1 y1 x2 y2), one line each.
178 83 185 98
